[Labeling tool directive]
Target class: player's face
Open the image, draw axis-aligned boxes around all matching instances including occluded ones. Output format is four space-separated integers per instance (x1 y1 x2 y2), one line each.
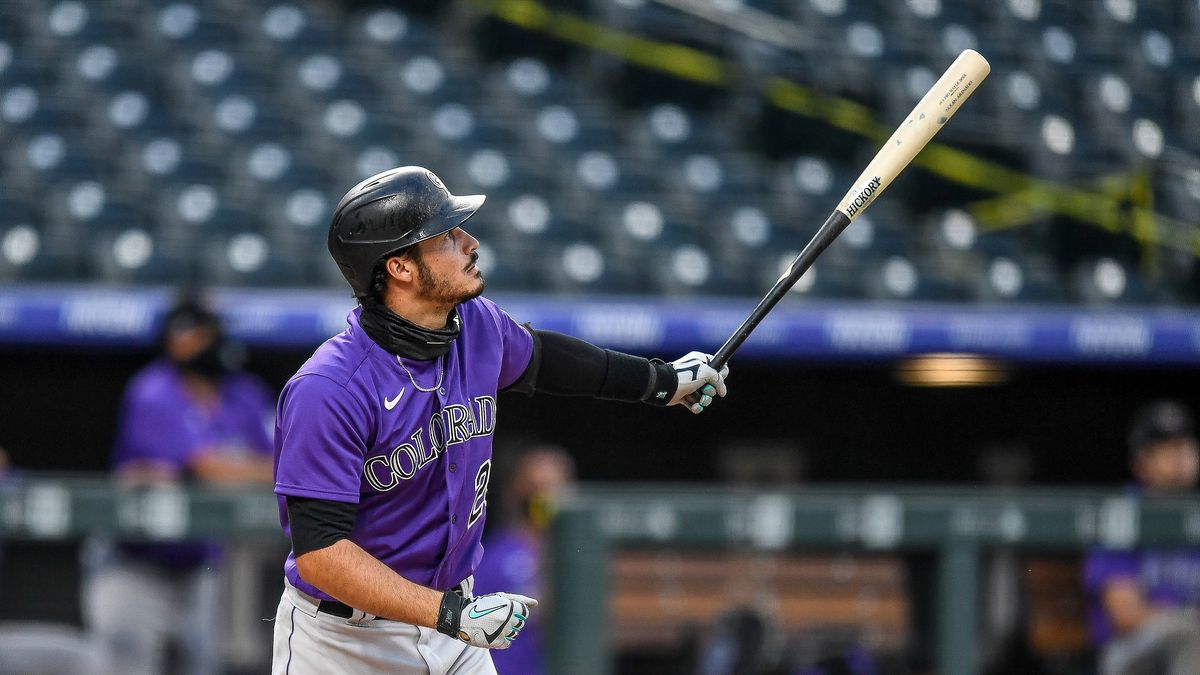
410 227 485 305
1135 437 1200 491
165 324 218 364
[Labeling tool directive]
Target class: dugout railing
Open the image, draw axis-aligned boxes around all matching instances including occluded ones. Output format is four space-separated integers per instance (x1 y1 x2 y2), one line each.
2 478 1198 674
550 485 1200 675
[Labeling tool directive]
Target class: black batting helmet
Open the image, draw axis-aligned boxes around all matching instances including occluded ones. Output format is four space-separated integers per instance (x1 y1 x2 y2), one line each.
327 166 485 298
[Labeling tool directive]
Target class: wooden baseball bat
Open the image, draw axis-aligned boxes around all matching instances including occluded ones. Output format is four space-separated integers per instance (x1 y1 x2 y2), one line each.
708 49 991 370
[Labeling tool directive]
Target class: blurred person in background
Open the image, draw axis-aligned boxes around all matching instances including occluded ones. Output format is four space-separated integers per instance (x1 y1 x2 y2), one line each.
473 445 576 675
81 295 275 675
1083 400 1200 675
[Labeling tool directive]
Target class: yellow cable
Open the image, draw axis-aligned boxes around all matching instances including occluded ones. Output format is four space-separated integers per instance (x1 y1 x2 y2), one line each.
474 0 1193 254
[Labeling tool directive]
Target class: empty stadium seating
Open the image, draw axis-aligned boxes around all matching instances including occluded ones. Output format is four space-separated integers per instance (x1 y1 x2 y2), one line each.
0 0 1194 307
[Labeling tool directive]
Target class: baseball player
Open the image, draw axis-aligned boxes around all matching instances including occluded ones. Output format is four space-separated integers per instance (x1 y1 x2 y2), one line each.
271 166 729 674
87 297 275 675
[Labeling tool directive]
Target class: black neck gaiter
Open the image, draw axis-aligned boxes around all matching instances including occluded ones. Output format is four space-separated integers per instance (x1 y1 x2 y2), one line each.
359 300 461 360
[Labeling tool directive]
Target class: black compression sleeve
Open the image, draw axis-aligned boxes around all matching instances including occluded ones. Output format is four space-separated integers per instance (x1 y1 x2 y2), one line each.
522 329 677 403
286 495 357 556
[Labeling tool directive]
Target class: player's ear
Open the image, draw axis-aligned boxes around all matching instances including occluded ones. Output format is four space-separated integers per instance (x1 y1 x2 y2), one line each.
385 255 416 284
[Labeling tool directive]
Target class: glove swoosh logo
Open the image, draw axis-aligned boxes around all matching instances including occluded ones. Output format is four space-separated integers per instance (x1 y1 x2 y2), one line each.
481 605 514 644
468 604 507 619
383 389 405 410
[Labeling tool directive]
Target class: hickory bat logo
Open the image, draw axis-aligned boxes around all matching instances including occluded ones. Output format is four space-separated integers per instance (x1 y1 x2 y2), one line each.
844 176 882 219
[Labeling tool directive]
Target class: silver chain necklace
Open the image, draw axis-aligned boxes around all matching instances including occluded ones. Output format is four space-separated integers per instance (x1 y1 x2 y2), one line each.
396 355 444 393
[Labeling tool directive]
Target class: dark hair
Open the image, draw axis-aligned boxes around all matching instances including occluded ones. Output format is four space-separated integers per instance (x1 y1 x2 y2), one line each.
1129 400 1196 458
363 245 421 305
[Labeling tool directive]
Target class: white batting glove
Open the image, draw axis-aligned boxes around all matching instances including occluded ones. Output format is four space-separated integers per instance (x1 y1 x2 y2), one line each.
668 351 729 414
437 591 538 649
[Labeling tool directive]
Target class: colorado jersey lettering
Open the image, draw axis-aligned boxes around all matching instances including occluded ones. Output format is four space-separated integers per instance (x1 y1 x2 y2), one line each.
273 297 533 598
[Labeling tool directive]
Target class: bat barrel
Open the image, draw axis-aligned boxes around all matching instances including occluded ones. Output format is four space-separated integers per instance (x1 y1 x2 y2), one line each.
707 50 990 371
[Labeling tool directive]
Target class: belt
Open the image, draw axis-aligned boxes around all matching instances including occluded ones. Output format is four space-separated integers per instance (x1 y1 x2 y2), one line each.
316 580 468 621
316 595 367 619
317 599 377 620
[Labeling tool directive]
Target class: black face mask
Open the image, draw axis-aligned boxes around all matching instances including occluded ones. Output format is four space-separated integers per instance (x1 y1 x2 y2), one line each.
176 338 244 379
359 299 461 360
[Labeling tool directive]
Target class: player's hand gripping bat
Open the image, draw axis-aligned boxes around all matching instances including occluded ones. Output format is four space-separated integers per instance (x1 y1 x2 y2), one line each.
702 49 991 375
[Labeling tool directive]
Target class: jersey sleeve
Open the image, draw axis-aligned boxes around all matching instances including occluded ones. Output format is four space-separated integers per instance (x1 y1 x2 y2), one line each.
274 374 372 504
477 298 534 390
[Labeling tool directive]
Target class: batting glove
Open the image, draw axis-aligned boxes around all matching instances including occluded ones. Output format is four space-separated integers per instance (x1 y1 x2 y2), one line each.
667 351 729 414
437 590 538 649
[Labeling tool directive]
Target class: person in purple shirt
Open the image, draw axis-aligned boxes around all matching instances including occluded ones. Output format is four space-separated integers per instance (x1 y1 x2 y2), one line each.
474 445 576 675
82 296 275 675
1083 400 1200 675
271 166 730 675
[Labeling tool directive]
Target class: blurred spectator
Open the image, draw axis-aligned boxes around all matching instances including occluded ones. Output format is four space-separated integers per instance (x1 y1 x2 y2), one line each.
473 445 576 675
1083 400 1200 675
81 295 275 675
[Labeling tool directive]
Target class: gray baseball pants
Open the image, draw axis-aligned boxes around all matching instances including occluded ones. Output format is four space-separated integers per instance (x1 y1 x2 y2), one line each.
272 578 496 675
81 545 222 675
1100 609 1200 675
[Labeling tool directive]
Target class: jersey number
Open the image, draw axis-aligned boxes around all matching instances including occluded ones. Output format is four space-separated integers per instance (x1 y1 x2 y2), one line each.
468 460 491 529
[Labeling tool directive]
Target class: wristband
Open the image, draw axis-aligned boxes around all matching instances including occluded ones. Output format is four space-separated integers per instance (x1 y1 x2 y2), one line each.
641 359 676 405
436 590 466 638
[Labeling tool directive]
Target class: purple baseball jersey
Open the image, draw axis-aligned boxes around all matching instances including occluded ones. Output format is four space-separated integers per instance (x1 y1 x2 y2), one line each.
273 298 533 600
113 360 275 567
473 528 546 675
1084 546 1200 644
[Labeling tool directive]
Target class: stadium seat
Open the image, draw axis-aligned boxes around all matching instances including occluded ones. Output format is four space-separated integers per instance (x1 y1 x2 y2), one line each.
5 134 112 191
169 47 276 101
89 89 181 142
539 241 643 295
201 231 304 287
455 147 547 197
346 6 435 58
282 51 378 107
490 192 586 249
0 222 80 282
861 253 965 302
487 57 580 113
253 2 338 58
971 253 1066 303
61 43 158 94
119 136 226 193
88 226 193 285
261 183 334 249
145 2 242 50
384 54 482 113
152 183 262 239
1068 256 1164 305
34 0 137 44
779 259 866 301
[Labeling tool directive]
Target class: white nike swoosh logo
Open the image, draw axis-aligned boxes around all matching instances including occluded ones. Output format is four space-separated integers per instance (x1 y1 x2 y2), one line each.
383 389 405 410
